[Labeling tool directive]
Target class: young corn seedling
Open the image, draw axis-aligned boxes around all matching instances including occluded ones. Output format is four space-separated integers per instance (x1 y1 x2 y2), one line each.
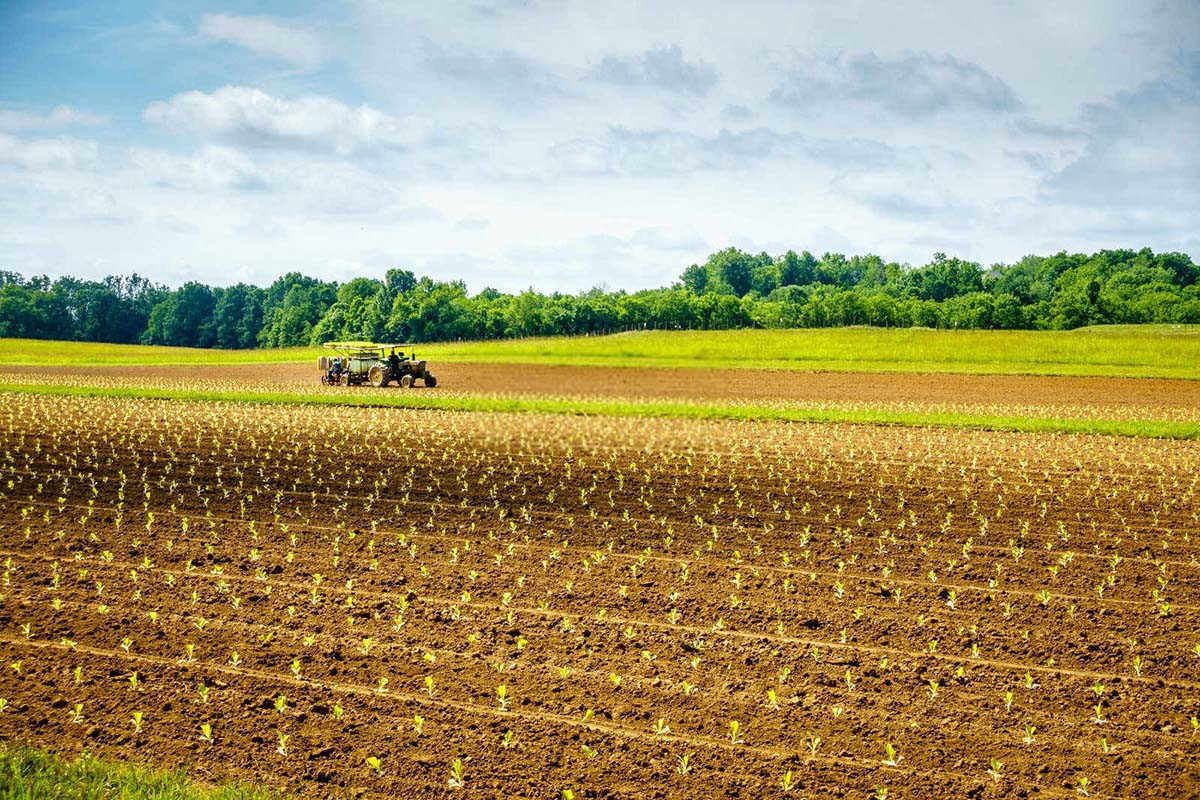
780 769 796 793
448 757 466 789
199 723 213 743
882 742 902 767
987 758 1003 782
1023 723 1036 744
729 720 744 745
276 730 289 756
413 714 424 735
497 684 509 711
806 735 821 756
131 710 144 734
653 718 671 736
69 703 83 723
366 756 383 776
676 752 693 776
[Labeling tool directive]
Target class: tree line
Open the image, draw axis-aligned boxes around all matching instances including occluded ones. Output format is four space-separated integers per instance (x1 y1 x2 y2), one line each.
1 246 1196 348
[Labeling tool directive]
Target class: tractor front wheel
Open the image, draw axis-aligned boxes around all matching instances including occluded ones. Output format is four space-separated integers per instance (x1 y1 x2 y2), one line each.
400 374 414 388
425 374 437 388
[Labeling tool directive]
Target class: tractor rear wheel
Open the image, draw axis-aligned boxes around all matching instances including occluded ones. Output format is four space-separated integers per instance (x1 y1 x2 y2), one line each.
400 374 414 388
369 365 384 387
425 374 437 388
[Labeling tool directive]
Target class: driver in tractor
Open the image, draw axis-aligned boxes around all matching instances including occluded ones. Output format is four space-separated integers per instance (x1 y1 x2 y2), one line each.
327 357 343 383
388 348 401 374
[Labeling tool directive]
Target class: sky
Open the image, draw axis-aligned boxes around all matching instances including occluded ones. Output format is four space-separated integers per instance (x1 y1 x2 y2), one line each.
1 1 1197 293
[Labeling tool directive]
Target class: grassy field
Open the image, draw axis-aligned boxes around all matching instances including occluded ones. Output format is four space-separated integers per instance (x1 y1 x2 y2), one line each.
0 746 282 800
4 325 1200 378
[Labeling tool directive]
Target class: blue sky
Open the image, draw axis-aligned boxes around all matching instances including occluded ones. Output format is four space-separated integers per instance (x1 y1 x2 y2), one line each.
1 0 1197 291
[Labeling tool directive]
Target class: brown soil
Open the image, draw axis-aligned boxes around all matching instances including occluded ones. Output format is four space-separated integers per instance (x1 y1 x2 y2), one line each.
7 361 1200 412
0 394 1197 798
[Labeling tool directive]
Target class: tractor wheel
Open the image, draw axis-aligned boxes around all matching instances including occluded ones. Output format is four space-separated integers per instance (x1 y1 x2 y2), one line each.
340 373 350 386
400 374 414 388
369 365 384 387
425 374 437 388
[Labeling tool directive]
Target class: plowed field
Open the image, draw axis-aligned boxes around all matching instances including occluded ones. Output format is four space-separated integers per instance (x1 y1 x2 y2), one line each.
0 392 1197 798
4 361 1199 426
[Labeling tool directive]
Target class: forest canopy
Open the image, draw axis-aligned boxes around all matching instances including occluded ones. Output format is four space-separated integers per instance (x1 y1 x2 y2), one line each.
1 247 1197 348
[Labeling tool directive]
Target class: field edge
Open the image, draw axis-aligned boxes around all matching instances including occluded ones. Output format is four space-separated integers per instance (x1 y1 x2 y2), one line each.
4 326 1200 379
0 743 285 800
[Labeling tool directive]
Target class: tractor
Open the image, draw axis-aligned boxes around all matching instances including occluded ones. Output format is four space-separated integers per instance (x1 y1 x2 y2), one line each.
319 342 437 388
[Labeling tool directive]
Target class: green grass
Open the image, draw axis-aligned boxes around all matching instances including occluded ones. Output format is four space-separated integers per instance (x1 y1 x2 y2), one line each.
4 381 1196 440
414 326 1200 378
0 339 313 366
3 325 1200 378
0 745 283 800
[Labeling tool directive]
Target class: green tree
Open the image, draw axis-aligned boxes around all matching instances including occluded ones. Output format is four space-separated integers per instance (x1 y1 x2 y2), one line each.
680 264 709 294
144 282 217 347
212 284 264 348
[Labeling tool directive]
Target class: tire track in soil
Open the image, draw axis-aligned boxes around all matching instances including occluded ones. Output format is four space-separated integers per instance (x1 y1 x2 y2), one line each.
6 590 1192 765
6 546 1196 692
0 636 1132 800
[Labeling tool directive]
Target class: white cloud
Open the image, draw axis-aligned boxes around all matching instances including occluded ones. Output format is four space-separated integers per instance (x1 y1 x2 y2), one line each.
1045 56 1200 212
0 105 108 131
770 51 1021 117
129 145 270 192
550 126 894 177
143 86 434 155
0 134 99 170
199 13 325 68
589 45 718 96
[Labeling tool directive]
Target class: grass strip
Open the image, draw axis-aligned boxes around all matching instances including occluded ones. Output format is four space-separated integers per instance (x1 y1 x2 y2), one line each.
3 382 1197 440
0 745 283 800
